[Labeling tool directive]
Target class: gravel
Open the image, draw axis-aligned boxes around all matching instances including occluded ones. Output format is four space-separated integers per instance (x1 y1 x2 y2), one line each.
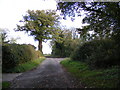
10 58 84 88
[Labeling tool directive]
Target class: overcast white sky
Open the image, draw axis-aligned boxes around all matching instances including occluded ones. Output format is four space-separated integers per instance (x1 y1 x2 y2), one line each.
0 0 85 54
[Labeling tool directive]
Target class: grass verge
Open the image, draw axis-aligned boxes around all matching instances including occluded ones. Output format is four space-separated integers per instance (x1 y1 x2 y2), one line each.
2 81 11 88
60 58 119 88
12 57 45 73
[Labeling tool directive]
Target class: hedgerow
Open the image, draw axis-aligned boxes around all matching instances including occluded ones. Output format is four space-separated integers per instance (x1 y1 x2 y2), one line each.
2 44 43 72
71 39 120 68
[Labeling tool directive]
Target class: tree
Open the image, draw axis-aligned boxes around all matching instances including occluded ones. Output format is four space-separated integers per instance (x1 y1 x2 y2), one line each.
51 28 80 57
0 28 20 44
0 28 9 44
9 37 20 44
57 2 120 42
16 10 60 53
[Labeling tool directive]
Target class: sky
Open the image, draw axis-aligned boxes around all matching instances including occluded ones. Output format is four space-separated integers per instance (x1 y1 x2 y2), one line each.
0 0 85 54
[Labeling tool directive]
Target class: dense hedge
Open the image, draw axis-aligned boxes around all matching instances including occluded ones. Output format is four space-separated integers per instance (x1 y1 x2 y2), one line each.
52 39 79 58
71 39 120 68
2 44 43 72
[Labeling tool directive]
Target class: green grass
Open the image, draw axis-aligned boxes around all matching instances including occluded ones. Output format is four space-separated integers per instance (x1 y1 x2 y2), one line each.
60 58 119 88
2 81 11 88
12 57 45 73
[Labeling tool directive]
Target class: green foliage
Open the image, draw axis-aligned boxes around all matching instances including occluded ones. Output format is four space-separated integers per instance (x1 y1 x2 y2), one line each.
36 50 43 58
0 28 9 44
2 44 43 73
57 2 120 43
51 29 79 57
16 10 60 52
2 81 11 88
71 39 120 68
61 58 119 88
12 57 45 73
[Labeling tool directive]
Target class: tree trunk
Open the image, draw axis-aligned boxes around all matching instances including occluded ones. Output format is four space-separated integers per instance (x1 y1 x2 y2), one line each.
38 40 43 54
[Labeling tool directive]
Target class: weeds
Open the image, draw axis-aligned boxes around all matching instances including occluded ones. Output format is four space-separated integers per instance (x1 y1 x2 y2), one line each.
60 58 119 88
12 57 45 73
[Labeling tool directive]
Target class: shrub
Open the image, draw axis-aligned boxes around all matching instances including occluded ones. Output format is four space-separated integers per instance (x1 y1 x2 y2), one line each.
52 39 80 58
71 39 120 68
35 50 43 58
2 44 43 72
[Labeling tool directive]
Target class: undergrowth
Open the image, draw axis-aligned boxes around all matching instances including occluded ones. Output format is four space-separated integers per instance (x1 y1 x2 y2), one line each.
11 57 45 73
2 81 11 88
60 58 119 88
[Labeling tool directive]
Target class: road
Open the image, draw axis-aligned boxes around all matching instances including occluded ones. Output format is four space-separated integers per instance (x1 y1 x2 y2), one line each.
10 58 83 88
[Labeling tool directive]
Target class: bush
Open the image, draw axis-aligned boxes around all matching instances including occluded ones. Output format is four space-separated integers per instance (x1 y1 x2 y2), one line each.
71 39 120 68
35 50 43 58
52 39 80 58
2 44 43 72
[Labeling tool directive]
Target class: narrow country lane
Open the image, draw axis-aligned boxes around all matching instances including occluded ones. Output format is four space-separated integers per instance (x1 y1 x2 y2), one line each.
10 58 83 88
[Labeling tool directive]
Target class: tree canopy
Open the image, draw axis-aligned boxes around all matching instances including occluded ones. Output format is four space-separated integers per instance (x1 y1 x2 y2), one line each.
16 10 60 52
51 28 80 57
57 2 120 43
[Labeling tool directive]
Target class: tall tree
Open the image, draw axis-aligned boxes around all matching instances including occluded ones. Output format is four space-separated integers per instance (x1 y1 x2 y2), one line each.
16 10 59 53
57 2 120 42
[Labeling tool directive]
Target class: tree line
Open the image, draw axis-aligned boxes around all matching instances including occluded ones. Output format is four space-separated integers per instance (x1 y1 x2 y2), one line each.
1 2 120 69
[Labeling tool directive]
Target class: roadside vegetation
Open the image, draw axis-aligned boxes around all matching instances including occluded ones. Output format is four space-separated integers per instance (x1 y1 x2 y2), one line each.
1 30 45 73
61 58 119 88
12 57 45 73
56 2 120 88
2 43 45 73
2 58 45 88
2 81 11 88
59 38 120 88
